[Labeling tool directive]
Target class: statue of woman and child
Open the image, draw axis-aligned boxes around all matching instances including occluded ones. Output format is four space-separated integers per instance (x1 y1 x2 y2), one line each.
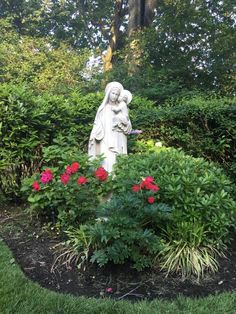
88 82 133 173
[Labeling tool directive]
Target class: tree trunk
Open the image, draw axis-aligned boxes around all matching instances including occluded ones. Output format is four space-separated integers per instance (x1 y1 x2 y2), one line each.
143 0 157 27
102 0 157 73
102 0 123 72
126 0 157 74
128 0 157 35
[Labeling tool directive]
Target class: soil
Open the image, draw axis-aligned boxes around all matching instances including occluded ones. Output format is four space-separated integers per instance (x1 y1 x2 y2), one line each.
0 208 236 301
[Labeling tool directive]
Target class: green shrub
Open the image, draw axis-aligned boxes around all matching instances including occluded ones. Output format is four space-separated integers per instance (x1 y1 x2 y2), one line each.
21 138 112 227
0 84 45 200
113 148 236 245
0 83 102 200
55 189 171 271
130 95 236 181
22 145 235 276
88 188 171 270
23 145 172 270
2 83 235 202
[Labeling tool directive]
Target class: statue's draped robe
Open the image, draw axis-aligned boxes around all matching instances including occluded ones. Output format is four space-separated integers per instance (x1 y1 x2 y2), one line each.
88 86 132 173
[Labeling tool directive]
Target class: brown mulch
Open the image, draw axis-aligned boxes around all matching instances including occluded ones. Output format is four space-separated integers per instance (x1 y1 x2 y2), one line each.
0 209 236 301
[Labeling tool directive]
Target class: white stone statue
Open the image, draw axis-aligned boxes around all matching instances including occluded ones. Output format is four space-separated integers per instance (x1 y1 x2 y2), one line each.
88 82 132 172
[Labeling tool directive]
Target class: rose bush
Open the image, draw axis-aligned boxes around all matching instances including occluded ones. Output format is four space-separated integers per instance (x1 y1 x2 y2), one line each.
23 161 111 228
21 140 112 228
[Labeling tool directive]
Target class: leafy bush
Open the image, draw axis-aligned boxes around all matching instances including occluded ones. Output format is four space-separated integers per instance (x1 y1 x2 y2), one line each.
88 182 171 270
112 148 236 245
0 22 89 95
22 144 172 270
0 84 45 200
2 83 235 201
21 138 112 227
22 145 235 276
0 83 102 200
130 95 236 181
55 186 171 271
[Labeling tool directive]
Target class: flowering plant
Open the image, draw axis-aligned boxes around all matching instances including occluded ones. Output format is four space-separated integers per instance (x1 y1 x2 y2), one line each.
131 176 160 204
79 174 171 270
22 154 112 228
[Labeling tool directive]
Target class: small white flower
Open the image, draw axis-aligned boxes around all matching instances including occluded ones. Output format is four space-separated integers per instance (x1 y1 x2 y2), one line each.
155 141 162 147
95 217 109 222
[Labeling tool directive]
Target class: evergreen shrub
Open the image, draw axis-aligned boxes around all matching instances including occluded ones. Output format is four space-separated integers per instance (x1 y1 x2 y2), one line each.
113 148 236 245
131 95 236 181
0 83 102 200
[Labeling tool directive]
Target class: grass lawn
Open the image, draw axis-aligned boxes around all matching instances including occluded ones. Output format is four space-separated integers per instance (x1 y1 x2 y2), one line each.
0 239 236 314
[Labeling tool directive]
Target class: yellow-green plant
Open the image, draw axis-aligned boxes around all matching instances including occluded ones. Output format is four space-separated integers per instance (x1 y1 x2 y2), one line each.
51 225 92 272
158 222 225 281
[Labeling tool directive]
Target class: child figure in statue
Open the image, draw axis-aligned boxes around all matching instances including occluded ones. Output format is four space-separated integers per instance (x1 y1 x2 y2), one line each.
112 89 132 134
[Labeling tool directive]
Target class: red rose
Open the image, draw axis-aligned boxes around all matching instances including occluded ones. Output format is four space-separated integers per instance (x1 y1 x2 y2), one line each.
145 176 154 183
71 162 80 173
32 181 40 191
40 169 53 184
147 196 155 204
150 184 160 192
60 173 70 185
141 180 153 190
132 184 140 192
65 166 72 175
95 167 108 181
77 176 88 185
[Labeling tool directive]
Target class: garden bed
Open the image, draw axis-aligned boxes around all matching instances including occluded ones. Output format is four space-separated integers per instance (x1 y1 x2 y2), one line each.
0 208 235 301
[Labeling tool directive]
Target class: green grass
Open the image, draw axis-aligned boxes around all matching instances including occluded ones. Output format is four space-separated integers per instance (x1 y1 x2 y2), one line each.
0 239 235 314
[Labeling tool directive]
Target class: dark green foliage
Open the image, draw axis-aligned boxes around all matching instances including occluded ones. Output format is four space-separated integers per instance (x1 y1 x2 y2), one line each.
21 144 236 273
1 83 235 200
0 84 103 200
0 1 114 50
63 192 170 270
1 1 235 98
61 148 235 273
0 84 44 200
130 95 236 181
113 148 236 245
109 1 236 99
89 222 161 270
88 192 170 270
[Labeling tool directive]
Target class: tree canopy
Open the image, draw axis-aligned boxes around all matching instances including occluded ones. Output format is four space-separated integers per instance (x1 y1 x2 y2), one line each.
0 0 235 98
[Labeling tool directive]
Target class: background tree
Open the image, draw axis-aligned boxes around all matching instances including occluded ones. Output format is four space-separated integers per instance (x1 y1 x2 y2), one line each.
108 0 236 100
0 0 235 98
0 20 90 94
